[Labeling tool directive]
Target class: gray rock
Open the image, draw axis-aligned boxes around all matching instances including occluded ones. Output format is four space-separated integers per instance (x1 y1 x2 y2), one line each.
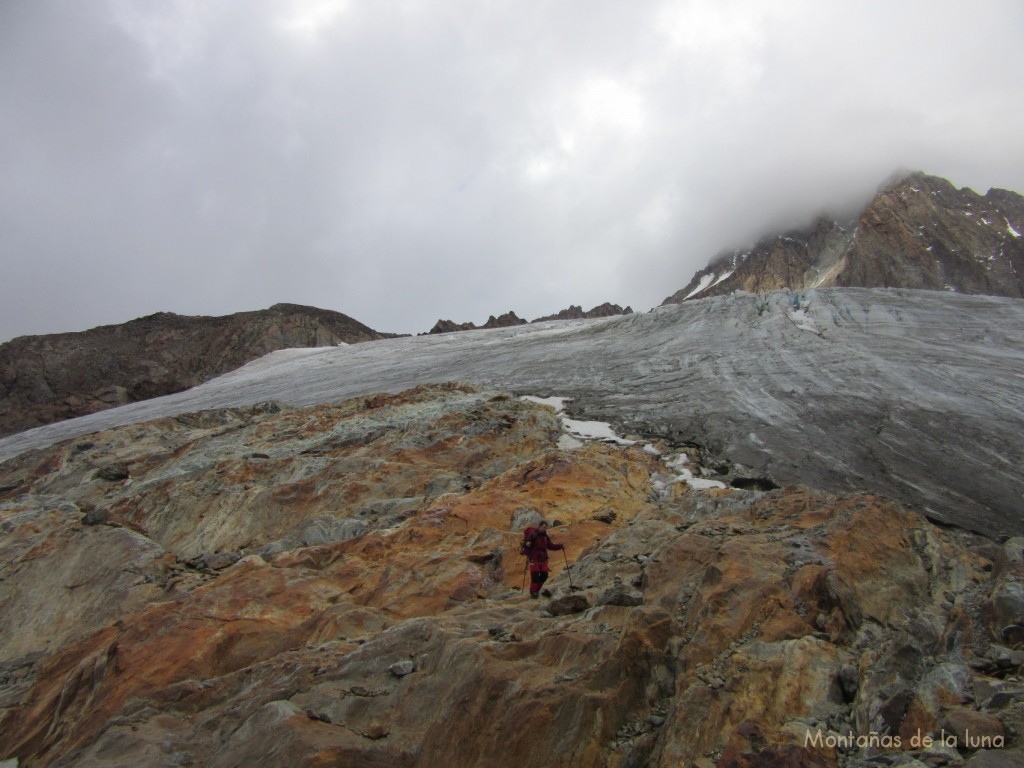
548 594 590 616
81 507 109 526
200 552 241 571
488 626 518 643
965 749 1024 767
986 644 1024 668
389 660 415 677
300 517 368 547
994 537 1024 578
984 688 1024 710
597 584 643 607
510 507 544 532
986 584 1024 636
918 662 974 714
94 464 130 482
942 707 1005 744
255 540 289 560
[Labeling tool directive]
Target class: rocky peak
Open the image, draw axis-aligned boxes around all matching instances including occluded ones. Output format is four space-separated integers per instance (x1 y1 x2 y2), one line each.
430 304 632 334
482 310 528 329
664 171 1024 304
428 311 527 335
533 302 634 322
428 318 478 334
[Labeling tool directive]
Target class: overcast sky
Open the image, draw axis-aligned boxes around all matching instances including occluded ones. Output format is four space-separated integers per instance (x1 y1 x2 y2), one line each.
2 1 1023 341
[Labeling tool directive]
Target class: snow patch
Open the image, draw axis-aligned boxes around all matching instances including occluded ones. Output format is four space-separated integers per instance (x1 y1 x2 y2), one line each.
1008 219 1022 238
562 418 635 446
711 270 735 287
522 394 634 448
656 452 727 492
665 453 689 471
684 273 716 300
687 478 728 490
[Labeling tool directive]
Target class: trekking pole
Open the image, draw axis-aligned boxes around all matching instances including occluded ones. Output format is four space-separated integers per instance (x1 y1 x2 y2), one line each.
562 548 575 591
521 556 529 594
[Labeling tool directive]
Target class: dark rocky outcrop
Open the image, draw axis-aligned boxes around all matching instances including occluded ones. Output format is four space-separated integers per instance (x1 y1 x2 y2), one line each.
428 318 478 334
482 311 528 329
533 302 634 322
0 303 394 437
430 304 633 334
664 172 1024 304
429 310 528 334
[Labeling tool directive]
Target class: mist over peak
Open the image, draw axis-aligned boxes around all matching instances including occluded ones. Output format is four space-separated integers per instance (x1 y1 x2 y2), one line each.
2 2 1023 341
664 171 1024 304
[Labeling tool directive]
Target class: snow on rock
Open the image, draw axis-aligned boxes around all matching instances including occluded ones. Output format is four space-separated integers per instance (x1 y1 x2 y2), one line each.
521 396 725 493
684 273 716 300
561 418 635 446
659 452 728 492
522 395 637 449
711 270 735 287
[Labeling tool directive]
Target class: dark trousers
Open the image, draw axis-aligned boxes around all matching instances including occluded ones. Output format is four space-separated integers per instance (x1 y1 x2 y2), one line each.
529 564 549 595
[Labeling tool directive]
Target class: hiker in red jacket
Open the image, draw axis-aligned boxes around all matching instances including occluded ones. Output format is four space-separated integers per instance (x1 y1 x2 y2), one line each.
523 521 564 598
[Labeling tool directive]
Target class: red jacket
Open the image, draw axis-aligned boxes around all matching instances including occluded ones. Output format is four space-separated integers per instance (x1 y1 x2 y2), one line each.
524 527 563 564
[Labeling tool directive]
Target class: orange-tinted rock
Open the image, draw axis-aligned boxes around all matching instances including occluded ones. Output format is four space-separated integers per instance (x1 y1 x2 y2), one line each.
0 384 1012 767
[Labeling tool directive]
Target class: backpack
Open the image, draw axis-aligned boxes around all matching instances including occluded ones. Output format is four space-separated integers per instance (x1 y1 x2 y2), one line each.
520 526 537 556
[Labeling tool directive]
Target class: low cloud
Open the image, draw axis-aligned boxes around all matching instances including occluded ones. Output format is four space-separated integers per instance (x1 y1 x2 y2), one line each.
2 0 1023 340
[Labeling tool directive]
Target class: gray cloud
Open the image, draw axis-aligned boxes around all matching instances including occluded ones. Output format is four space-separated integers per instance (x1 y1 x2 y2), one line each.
2 0 1023 341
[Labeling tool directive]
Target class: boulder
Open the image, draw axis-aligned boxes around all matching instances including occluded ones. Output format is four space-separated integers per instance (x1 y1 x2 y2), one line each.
389 660 415 677
548 594 590 615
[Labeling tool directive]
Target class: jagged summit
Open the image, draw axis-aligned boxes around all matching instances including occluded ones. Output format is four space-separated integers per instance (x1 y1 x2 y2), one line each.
428 303 632 334
428 310 528 334
532 302 634 322
664 171 1024 304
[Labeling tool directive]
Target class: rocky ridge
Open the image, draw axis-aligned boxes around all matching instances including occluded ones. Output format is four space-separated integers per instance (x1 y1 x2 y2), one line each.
0 303 394 438
429 310 528 334
532 302 635 323
664 172 1024 304
428 304 633 334
2 384 1024 767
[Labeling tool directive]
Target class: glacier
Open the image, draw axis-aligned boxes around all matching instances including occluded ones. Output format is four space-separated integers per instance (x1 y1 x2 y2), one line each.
2 287 1023 537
